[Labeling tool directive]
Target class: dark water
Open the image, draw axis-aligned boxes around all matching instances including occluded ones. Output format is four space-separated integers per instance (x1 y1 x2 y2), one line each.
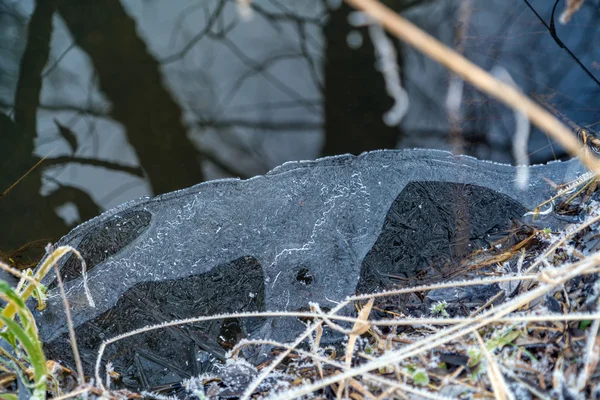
1 0 599 268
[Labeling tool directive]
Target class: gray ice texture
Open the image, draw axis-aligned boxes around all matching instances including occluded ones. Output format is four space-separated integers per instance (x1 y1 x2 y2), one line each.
33 149 586 345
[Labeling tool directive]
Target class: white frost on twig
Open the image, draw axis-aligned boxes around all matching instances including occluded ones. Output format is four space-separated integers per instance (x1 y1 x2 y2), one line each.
445 0 472 128
560 0 585 24
368 24 409 126
349 12 409 126
492 66 530 190
237 0 253 21
348 11 372 27
445 76 464 124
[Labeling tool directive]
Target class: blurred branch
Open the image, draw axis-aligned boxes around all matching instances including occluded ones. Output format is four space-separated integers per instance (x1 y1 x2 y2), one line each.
199 148 251 179
344 0 600 172
45 184 102 223
43 156 144 177
13 0 56 139
0 99 109 118
226 99 321 112
246 2 325 92
58 0 205 193
195 118 321 131
322 2 401 156
217 41 319 113
160 0 228 64
250 2 325 24
42 42 76 77
43 148 251 180
296 20 324 92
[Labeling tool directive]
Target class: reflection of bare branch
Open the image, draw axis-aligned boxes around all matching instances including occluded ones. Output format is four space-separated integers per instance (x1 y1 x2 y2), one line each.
250 2 324 24
43 156 144 177
45 184 102 223
297 21 324 92
217 128 272 172
322 3 401 156
2 0 90 256
227 99 321 112
251 0 325 93
43 42 77 77
200 148 251 179
0 100 108 118
58 0 205 194
160 0 228 64
13 0 56 137
41 102 108 117
195 118 321 131
168 3 205 51
0 3 27 24
218 39 318 113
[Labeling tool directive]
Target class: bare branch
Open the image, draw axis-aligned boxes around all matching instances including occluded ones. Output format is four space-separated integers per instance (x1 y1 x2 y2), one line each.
195 118 321 131
200 148 251 179
0 100 109 118
160 0 228 64
43 156 144 178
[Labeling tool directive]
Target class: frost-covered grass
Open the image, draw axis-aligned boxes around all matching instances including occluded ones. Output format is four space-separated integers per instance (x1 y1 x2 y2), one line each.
3 169 598 400
4 173 600 400
0 246 100 399
0 278 46 400
0 246 69 400
214 171 600 400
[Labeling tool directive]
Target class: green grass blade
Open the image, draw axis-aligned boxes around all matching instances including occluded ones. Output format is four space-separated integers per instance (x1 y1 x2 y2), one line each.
0 315 46 400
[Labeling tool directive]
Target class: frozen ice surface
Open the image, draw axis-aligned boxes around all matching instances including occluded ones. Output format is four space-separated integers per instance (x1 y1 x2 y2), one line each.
32 149 586 389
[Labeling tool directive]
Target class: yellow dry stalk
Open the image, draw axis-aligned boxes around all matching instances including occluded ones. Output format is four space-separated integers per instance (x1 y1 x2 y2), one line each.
0 246 77 329
14 269 47 311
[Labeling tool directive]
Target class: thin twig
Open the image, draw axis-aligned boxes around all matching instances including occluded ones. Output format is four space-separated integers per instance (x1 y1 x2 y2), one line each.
53 263 84 385
0 148 56 199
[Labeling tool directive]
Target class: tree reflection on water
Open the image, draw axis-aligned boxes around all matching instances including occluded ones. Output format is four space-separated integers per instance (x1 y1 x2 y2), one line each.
0 0 599 267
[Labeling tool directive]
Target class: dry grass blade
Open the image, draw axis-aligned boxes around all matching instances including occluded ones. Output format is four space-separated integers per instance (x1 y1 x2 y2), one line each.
239 300 350 400
525 211 600 274
338 298 374 399
344 0 600 173
346 298 374 365
50 386 92 400
576 299 600 391
236 339 447 400
0 262 44 290
0 245 80 325
474 331 514 400
350 274 534 302
309 310 325 380
271 252 600 398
